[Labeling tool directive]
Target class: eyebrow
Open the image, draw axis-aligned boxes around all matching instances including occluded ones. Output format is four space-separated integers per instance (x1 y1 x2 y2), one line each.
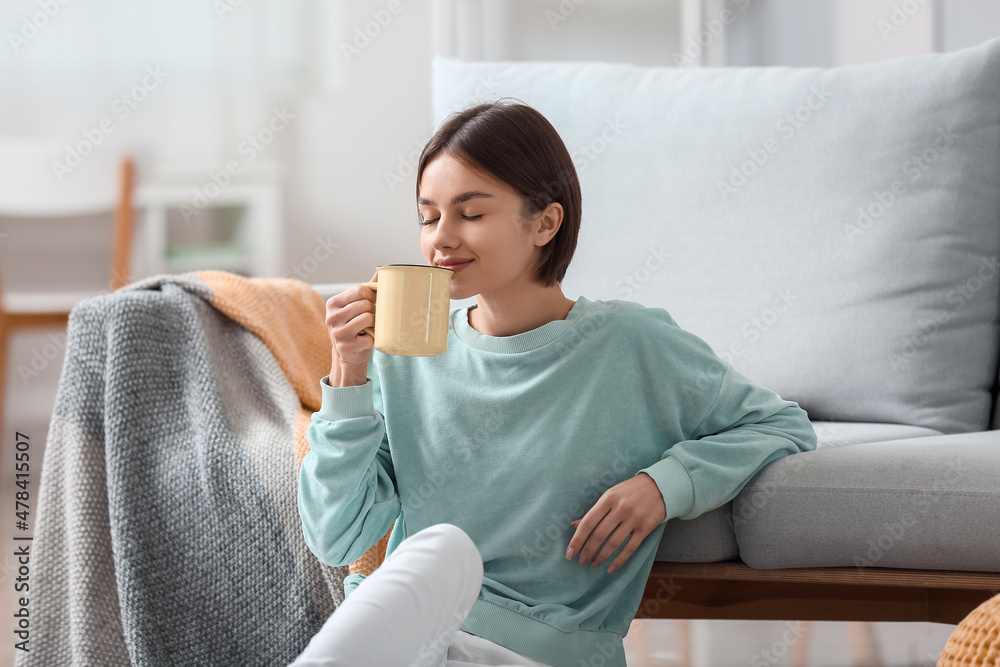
417 191 494 207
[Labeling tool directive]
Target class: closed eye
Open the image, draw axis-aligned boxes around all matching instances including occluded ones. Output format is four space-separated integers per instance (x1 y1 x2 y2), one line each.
419 214 482 226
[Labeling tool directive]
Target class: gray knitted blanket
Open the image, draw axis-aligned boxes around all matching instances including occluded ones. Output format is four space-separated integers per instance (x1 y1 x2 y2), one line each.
16 271 347 667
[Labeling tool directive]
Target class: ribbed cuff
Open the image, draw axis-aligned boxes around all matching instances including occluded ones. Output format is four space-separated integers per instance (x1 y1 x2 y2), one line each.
343 572 367 599
636 455 696 525
317 376 375 421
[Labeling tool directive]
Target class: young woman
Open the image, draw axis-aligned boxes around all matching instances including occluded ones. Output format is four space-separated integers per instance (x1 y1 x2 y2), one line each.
293 100 817 666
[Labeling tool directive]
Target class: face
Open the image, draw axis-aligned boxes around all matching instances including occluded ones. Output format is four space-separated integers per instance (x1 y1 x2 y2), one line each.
418 151 561 300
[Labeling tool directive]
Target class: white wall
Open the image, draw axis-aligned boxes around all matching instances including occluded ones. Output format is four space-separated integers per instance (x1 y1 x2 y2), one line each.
725 0 836 67
725 0 998 67
941 0 1000 51
285 0 437 284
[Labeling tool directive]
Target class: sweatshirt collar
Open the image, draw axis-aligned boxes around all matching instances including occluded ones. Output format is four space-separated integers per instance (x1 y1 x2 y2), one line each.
452 296 593 354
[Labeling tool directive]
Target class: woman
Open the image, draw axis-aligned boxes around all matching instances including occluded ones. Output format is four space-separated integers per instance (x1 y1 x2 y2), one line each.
293 99 817 666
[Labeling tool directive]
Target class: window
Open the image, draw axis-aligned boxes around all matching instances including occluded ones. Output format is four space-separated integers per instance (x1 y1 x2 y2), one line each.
2 0 311 90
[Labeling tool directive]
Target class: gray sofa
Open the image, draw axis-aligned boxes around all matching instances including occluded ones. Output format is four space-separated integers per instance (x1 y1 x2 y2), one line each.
425 36 1000 622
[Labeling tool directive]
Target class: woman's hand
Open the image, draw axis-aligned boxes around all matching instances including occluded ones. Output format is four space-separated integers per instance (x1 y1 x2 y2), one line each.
326 270 378 370
565 472 665 574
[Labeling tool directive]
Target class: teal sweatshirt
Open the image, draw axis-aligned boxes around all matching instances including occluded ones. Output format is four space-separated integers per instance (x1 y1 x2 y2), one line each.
298 296 817 667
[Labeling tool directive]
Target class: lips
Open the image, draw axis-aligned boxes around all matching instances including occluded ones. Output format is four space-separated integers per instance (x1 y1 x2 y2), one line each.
439 260 473 274
439 260 472 269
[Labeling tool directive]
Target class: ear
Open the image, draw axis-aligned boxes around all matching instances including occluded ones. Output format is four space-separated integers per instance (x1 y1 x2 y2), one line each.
534 202 564 246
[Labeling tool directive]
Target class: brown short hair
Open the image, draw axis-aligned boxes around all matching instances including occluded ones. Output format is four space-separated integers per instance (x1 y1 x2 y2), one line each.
416 98 581 287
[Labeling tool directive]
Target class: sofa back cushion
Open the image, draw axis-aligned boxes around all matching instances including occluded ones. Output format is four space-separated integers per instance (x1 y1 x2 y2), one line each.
431 38 1000 434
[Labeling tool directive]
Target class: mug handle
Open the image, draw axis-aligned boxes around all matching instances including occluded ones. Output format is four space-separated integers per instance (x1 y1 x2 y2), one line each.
360 281 377 338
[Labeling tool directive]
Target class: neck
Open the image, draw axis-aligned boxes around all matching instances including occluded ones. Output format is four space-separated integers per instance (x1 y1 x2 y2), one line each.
469 286 575 337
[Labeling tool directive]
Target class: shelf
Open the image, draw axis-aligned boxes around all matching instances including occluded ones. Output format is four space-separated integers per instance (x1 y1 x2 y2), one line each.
164 243 250 272
133 173 284 279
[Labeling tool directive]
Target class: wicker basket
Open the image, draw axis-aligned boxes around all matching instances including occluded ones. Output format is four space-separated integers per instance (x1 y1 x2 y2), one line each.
938 593 1000 666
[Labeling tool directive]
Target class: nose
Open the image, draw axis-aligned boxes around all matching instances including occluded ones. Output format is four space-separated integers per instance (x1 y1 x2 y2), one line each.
428 212 462 252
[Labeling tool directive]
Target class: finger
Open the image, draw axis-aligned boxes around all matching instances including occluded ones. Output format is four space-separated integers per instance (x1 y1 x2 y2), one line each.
371 270 378 281
577 519 616 565
565 516 596 561
345 310 375 338
590 523 628 569
565 520 580 557
605 533 639 574
566 517 593 561
328 297 372 330
578 528 614 566
567 506 610 563
566 521 582 560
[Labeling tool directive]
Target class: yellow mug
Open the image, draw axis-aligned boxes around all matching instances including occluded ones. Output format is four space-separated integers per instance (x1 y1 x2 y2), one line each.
361 264 454 356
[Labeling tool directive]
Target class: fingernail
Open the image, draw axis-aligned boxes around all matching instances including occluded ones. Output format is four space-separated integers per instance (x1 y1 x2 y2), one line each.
566 547 575 559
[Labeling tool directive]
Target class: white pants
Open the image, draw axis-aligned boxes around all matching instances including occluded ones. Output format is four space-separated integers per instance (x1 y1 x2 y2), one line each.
289 523 555 667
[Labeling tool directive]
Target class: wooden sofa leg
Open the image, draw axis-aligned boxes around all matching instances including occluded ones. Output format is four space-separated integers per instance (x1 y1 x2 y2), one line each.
790 621 812 667
846 622 883 666
789 621 882 667
675 619 691 667
628 618 654 667
626 618 692 667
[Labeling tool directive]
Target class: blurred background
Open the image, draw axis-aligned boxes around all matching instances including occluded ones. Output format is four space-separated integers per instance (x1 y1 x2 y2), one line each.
1 1 998 665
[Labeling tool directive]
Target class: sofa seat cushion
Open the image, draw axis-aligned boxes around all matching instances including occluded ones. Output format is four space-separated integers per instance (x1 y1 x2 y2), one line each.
655 421 939 561
656 502 739 562
812 421 944 448
734 430 1000 572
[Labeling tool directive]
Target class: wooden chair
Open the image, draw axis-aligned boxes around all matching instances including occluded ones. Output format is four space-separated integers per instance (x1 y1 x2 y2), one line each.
0 138 135 446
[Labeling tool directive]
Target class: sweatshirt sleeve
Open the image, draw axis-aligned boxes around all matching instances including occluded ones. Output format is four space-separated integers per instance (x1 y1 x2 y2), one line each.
297 373 400 567
634 310 818 525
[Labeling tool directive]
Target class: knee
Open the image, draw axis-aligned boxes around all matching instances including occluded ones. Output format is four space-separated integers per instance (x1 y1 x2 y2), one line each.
423 523 478 556
420 523 482 574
